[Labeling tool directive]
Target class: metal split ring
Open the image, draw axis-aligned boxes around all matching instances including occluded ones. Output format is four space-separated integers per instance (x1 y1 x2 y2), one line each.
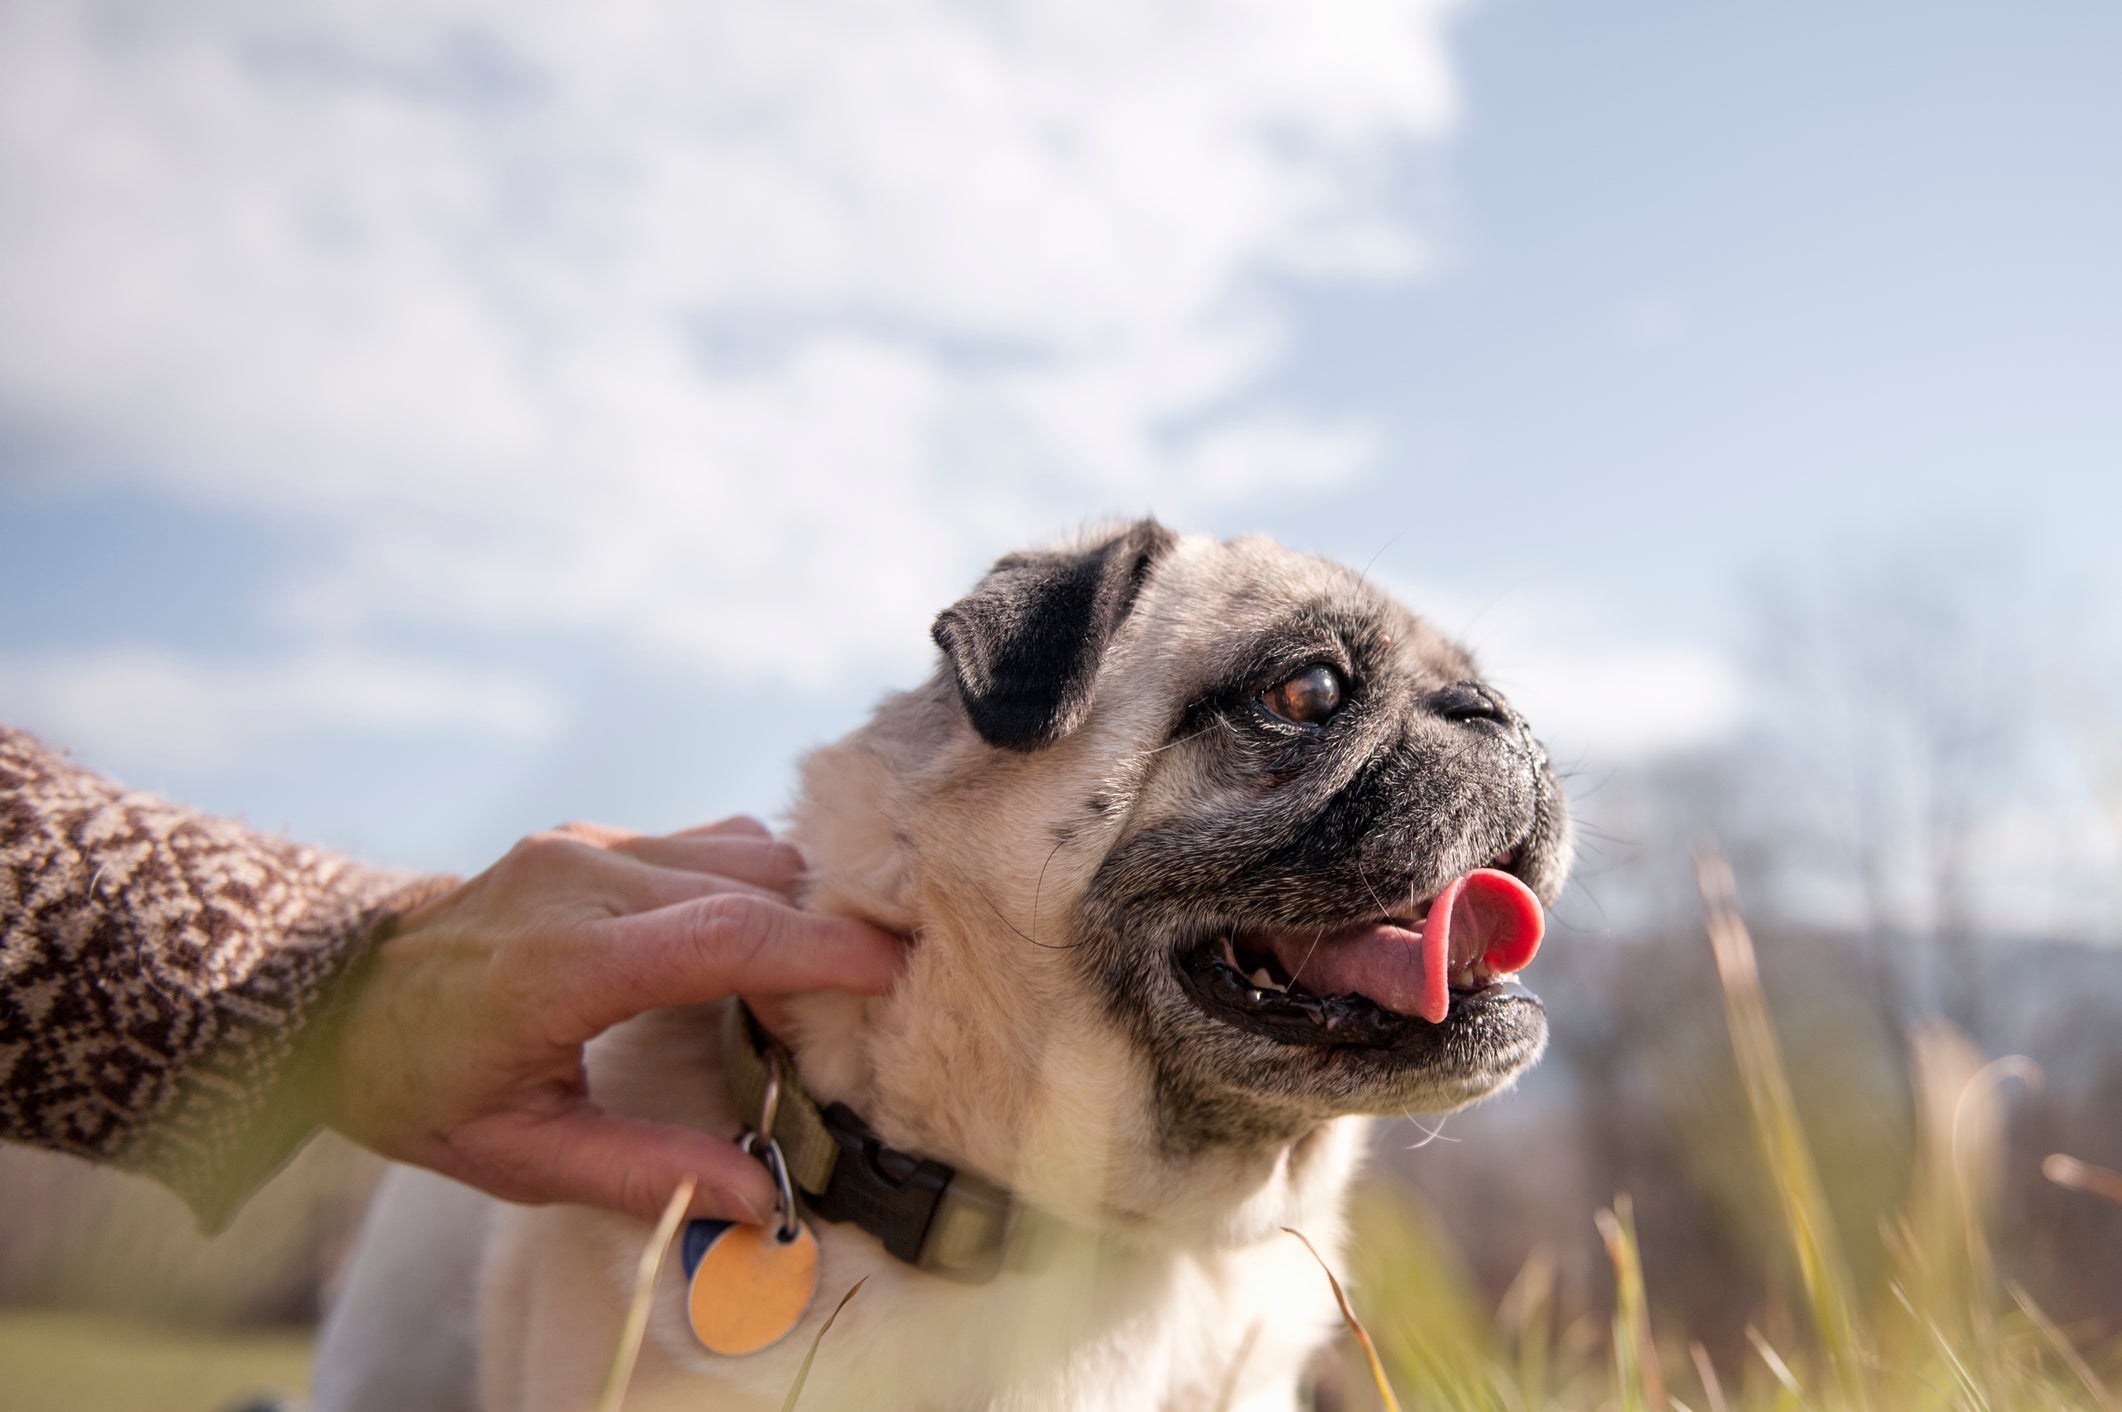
736 1049 799 1243
754 1050 783 1142
758 1137 800 1245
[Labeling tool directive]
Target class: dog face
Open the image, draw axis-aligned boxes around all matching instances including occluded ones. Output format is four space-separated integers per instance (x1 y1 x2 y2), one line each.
784 522 1570 1240
802 522 1570 1170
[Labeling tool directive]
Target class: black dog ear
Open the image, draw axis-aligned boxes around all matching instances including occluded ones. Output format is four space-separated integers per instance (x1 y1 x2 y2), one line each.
932 519 1177 751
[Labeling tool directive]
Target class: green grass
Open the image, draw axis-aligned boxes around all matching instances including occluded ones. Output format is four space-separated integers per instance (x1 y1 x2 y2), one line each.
11 857 2119 1412
1329 857 2122 1412
0 1307 310 1412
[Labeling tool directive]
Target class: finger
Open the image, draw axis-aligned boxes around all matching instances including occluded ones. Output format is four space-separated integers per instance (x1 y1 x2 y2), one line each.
512 838 786 916
445 1108 779 1226
549 820 638 847
743 994 824 1041
568 895 905 1035
590 852 789 916
670 816 774 841
610 835 806 892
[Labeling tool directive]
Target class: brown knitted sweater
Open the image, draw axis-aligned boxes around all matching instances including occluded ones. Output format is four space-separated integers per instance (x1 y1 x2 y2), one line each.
0 725 451 1230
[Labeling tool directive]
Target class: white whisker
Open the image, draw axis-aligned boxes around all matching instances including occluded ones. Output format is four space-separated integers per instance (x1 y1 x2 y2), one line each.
1401 1114 1458 1148
1142 722 1219 757
1287 929 1326 985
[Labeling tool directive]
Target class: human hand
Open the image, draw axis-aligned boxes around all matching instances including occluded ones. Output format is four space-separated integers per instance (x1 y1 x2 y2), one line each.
311 817 903 1225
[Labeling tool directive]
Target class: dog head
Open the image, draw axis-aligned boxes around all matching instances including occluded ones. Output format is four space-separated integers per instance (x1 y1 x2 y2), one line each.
788 520 1570 1224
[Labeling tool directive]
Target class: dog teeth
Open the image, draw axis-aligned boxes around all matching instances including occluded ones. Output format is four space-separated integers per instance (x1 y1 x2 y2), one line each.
1220 936 1241 971
1249 967 1283 991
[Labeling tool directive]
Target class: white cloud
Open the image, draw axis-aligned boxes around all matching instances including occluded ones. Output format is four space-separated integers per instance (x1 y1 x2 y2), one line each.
0 0 1466 683
1962 800 2122 941
1489 646 1743 765
0 647 562 771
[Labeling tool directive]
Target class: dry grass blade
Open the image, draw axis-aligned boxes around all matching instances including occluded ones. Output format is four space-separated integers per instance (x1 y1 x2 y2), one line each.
2043 1153 2122 1206
1500 1245 1559 1409
1892 1021 2039 1395
777 1275 867 1412
2007 1279 2115 1411
1689 1341 1730 1412
1284 1226 1404 1412
1597 1196 1669 1412
1950 1053 2043 1310
1698 848 1865 1401
1743 1326 1803 1400
594 1178 696 1412
1890 1282 1992 1412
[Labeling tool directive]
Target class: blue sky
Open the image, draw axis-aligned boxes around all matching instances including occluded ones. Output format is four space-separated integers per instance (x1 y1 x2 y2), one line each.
2 0 2116 887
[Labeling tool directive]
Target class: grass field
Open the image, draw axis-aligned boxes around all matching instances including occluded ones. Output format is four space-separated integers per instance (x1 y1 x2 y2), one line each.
5 874 2116 1412
1324 864 2122 1412
0 1307 309 1412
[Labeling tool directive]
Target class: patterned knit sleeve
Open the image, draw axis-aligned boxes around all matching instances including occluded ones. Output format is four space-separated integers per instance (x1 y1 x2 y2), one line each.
0 725 455 1231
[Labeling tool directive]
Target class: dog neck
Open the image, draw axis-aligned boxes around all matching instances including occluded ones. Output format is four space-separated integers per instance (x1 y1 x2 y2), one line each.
777 697 1367 1252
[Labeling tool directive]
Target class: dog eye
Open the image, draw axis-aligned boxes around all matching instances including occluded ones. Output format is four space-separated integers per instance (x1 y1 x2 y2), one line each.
1259 665 1343 726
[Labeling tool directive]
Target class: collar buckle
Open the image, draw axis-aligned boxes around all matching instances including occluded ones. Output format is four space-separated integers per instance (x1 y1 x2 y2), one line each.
811 1102 1012 1283
723 1003 1016 1284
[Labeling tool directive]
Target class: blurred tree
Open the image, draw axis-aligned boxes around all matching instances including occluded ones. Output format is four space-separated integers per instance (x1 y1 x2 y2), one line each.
1737 539 2073 1034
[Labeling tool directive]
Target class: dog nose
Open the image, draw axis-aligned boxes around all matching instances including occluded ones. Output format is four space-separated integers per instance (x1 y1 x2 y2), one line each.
1432 681 1512 726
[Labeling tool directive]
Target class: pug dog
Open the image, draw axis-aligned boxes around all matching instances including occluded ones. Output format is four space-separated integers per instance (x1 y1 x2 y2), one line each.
314 522 1570 1412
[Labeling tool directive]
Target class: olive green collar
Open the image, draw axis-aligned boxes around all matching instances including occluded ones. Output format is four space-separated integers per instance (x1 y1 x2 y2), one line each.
723 1004 1016 1284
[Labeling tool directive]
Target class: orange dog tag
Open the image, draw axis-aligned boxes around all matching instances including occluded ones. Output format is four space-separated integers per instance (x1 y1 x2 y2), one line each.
681 1218 820 1356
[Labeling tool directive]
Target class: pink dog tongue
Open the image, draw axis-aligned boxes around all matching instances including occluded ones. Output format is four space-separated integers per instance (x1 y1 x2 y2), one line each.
1281 868 1544 1025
